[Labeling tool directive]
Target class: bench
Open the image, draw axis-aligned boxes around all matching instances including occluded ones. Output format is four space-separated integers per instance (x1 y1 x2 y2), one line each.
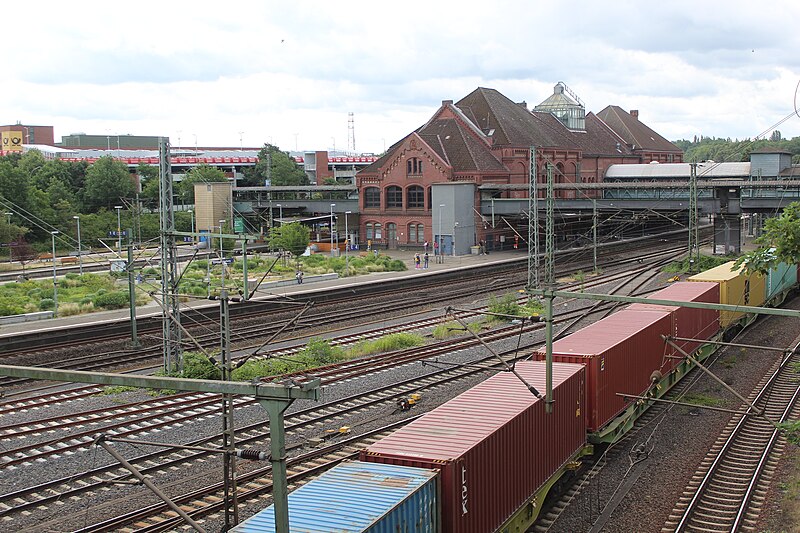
37 253 54 261
60 257 79 265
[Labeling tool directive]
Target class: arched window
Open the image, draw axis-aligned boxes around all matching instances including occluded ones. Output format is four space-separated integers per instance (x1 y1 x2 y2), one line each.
364 187 380 209
387 223 397 242
386 186 403 208
366 222 382 240
408 223 425 243
407 185 424 208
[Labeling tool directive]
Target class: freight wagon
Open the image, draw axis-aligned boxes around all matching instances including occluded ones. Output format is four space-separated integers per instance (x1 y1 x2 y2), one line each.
362 361 587 533
232 260 797 532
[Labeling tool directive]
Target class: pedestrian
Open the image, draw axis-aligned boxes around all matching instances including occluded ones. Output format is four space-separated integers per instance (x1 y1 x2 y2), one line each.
423 252 429 268
433 240 439 262
423 241 429 253
367 239 372 251
479 240 485 255
296 270 304 284
414 253 421 269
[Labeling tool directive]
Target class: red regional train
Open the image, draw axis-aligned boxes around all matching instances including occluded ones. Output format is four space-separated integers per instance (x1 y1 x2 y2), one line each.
232 260 797 533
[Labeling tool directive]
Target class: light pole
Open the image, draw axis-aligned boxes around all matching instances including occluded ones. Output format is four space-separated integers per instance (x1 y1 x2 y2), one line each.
51 231 59 317
276 204 283 225
114 205 123 256
5 212 12 264
453 221 459 257
188 210 194 245
4 212 10 225
219 220 226 289
73 215 83 275
344 211 351 276
438 204 445 263
238 131 244 151
330 203 336 256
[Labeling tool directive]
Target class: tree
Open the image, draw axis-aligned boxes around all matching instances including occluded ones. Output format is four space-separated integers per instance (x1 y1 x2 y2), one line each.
83 156 136 211
268 222 310 257
241 144 309 187
137 164 161 206
177 164 227 205
736 201 800 274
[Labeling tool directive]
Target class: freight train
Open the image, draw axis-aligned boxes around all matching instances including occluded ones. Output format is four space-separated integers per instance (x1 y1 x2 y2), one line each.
232 260 797 533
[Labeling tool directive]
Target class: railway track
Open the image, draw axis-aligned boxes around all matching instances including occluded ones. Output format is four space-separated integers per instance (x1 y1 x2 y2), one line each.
0 239 693 392
0 229 702 360
664 337 800 532
0 249 680 531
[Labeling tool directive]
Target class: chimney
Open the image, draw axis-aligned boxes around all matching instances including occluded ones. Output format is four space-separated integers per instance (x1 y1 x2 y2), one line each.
442 99 453 106
630 109 639 120
518 101 528 110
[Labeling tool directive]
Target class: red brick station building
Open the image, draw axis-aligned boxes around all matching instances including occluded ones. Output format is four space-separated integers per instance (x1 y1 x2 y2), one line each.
355 83 682 254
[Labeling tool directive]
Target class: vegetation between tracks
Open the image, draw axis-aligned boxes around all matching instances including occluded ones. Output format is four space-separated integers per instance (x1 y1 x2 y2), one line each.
663 254 731 274
0 272 148 316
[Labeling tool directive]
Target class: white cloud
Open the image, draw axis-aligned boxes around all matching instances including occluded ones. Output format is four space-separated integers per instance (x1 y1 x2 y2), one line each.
4 0 800 152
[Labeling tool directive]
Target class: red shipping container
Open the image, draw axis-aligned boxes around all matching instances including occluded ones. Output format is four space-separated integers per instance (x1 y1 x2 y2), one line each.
629 281 720 368
361 361 585 533
534 309 671 432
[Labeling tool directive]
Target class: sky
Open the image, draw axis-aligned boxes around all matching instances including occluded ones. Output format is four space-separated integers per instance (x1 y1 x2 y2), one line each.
5 0 800 154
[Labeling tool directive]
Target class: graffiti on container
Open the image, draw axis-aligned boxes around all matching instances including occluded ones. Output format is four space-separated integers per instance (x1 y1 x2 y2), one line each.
461 464 468 515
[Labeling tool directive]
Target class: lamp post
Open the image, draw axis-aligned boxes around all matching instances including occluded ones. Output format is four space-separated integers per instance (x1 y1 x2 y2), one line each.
114 205 123 256
330 203 336 256
73 215 83 275
276 204 283 225
438 204 445 263
188 210 194 245
453 221 459 257
344 211 351 276
51 231 59 317
219 220 226 289
4 212 10 225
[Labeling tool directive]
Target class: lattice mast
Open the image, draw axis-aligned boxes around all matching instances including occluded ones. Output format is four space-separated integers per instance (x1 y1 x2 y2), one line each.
688 162 700 271
545 163 555 286
527 147 540 291
158 138 182 372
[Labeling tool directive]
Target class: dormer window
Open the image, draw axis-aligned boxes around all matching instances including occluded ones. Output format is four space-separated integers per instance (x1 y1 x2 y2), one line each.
407 158 423 176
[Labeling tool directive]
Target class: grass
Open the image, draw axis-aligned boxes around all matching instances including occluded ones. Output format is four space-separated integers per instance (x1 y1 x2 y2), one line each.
681 392 724 407
486 293 544 322
0 251 406 317
662 254 731 274
96 385 139 395
721 355 737 369
432 321 482 339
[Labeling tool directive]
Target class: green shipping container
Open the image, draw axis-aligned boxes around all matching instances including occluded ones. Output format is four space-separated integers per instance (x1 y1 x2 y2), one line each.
766 261 797 303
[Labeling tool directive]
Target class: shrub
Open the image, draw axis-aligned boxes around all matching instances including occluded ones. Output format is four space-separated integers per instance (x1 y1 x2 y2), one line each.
38 298 55 310
58 303 83 316
181 351 222 380
93 291 130 309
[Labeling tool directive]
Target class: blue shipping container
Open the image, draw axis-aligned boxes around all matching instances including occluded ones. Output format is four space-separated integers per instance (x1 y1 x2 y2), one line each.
766 261 797 303
231 460 438 533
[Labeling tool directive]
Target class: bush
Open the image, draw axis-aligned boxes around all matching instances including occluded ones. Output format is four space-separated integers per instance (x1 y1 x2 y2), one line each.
38 298 55 310
181 352 222 380
93 291 130 309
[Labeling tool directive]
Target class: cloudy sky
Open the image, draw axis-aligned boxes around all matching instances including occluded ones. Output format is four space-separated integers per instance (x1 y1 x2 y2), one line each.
5 0 800 154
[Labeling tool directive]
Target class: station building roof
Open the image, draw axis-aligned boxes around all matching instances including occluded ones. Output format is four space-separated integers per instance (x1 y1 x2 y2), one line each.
606 161 751 179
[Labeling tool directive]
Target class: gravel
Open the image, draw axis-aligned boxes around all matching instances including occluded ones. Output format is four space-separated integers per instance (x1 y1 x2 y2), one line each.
537 293 800 533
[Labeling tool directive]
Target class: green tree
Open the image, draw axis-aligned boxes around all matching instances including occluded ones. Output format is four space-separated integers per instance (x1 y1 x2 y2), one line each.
177 164 227 205
736 201 800 273
83 156 135 211
241 144 309 187
268 222 310 257
137 164 161 206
